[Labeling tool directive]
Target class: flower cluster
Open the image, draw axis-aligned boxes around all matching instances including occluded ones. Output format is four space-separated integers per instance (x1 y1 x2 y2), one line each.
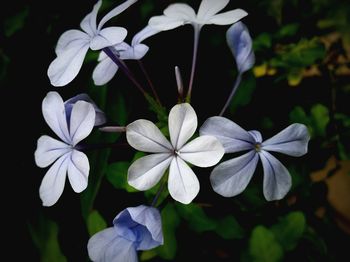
35 0 310 261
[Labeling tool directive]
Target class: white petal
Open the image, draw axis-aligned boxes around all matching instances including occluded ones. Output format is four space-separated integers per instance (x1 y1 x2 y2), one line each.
39 153 70 206
88 228 138 262
42 92 71 143
197 0 229 21
47 40 89 87
128 153 173 190
164 3 196 21
259 151 292 201
168 157 200 204
90 27 127 50
67 150 89 193
148 15 186 31
208 9 248 25
178 135 224 167
131 26 160 46
248 130 262 144
210 150 259 197
35 135 71 168
93 55 119 85
200 116 255 153
55 30 90 55
69 101 95 146
119 44 149 60
126 119 172 153
169 103 197 149
262 124 310 157
98 0 138 30
80 0 102 35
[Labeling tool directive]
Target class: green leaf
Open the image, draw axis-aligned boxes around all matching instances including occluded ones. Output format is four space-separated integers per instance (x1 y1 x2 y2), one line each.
271 211 306 251
175 203 217 233
215 215 245 239
28 216 67 262
253 33 272 52
249 226 283 262
230 72 256 113
4 7 29 37
144 176 169 207
140 250 158 261
275 23 299 39
87 210 107 236
156 203 180 260
145 93 168 125
106 162 138 193
310 104 329 137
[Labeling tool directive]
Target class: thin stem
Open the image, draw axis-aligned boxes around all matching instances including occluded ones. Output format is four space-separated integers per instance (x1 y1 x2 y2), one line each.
99 126 126 133
138 60 161 105
151 178 167 207
219 73 242 116
186 25 201 102
102 47 146 95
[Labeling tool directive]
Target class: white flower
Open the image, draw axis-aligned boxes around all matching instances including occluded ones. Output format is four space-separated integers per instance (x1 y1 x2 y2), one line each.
93 26 159 85
48 0 137 87
126 103 225 204
148 0 247 31
35 92 104 206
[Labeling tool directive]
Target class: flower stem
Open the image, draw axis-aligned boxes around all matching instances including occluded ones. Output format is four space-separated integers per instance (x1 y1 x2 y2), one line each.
219 73 242 116
137 60 161 105
151 177 167 207
186 25 201 103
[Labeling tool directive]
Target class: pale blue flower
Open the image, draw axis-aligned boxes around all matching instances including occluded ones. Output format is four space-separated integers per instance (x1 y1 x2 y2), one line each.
88 205 163 262
200 117 310 201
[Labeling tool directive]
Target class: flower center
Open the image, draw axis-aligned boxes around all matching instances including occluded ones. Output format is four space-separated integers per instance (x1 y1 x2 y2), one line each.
254 143 262 152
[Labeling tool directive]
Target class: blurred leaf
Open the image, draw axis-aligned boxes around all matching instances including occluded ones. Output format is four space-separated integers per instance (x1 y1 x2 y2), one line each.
215 215 245 239
249 226 283 262
253 33 272 52
4 7 29 37
287 69 303 86
140 0 155 20
28 216 67 262
87 210 107 236
106 162 138 192
275 23 300 39
230 72 256 112
310 104 329 137
144 174 169 207
271 211 306 251
145 93 168 125
156 203 180 260
140 250 158 261
114 92 128 125
176 203 217 233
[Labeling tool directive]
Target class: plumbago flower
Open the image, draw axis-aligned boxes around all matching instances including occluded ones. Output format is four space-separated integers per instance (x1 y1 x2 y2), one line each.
93 26 159 85
126 103 225 204
200 117 310 201
35 92 105 206
88 205 163 262
48 0 137 87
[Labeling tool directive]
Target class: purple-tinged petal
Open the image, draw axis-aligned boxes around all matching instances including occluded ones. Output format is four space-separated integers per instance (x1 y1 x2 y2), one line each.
197 0 229 20
80 0 102 36
248 130 262 144
90 27 127 50
55 30 90 55
67 150 89 193
131 26 160 46
93 54 119 85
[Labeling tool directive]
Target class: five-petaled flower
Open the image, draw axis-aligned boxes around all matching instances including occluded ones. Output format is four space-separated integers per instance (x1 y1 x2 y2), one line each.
35 92 105 206
200 117 310 201
126 103 225 204
88 205 163 262
148 0 247 31
48 0 137 87
93 26 159 85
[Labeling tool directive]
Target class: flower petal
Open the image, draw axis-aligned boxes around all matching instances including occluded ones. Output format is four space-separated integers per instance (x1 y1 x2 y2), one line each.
131 26 160 46
65 93 106 126
39 153 70 206
178 135 224 167
164 3 196 21
168 157 200 204
88 228 138 262
93 54 119 85
55 30 90 55
262 124 310 157
226 21 255 73
209 9 248 25
114 205 163 250
90 27 127 50
148 15 186 31
98 0 138 30
47 40 90 87
126 119 172 153
80 0 101 36
128 153 173 190
69 101 96 146
120 44 149 60
169 103 197 149
248 130 262 144
259 150 292 201
210 150 259 197
67 150 89 193
197 0 229 21
200 116 255 153
35 135 71 168
42 92 71 143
